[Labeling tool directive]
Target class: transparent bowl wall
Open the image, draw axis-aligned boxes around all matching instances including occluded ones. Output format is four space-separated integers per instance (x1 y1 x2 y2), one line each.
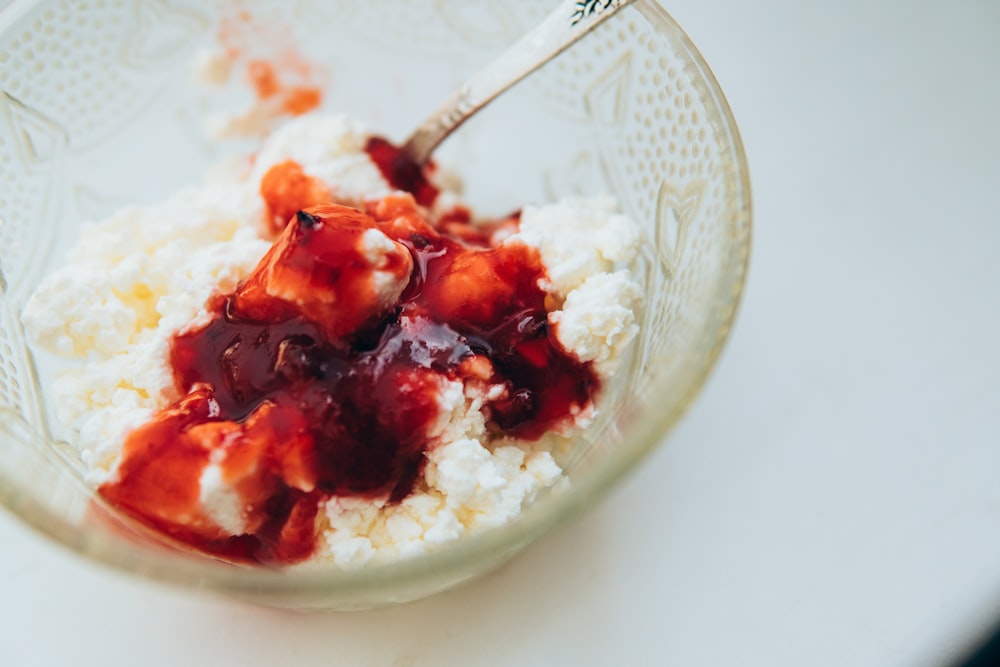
0 0 750 609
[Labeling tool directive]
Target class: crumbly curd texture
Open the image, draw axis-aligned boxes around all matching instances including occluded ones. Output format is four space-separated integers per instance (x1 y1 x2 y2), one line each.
21 113 643 568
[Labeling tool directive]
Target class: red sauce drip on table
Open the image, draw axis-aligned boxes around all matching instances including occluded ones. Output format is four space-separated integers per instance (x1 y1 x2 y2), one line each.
100 163 596 566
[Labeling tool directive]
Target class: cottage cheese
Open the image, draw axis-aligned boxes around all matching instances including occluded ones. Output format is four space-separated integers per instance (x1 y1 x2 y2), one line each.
21 112 642 568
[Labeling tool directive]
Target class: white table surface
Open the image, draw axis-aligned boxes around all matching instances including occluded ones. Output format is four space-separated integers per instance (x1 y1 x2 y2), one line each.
3 1 1000 665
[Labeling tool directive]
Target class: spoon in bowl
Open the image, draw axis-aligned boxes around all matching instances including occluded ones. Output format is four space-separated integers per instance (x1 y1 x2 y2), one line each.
402 0 638 166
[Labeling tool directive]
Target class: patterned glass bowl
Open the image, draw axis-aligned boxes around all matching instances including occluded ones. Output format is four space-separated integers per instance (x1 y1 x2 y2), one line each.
0 0 750 609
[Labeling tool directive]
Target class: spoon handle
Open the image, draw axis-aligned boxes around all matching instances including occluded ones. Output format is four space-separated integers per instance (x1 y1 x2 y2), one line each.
402 0 638 165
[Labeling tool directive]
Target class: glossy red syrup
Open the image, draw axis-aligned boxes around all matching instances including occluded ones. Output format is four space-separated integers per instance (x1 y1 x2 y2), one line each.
259 160 331 236
100 183 596 566
364 137 440 208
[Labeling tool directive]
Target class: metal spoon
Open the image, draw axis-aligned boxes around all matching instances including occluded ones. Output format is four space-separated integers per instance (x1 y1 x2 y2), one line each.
402 0 638 166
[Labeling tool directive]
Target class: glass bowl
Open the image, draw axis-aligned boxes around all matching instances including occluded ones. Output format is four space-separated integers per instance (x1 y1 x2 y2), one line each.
0 0 750 609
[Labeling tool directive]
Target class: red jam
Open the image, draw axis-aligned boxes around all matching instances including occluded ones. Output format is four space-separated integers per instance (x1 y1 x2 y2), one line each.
247 59 280 99
259 160 331 236
247 60 322 116
215 13 324 125
99 166 597 565
364 137 440 208
281 87 322 115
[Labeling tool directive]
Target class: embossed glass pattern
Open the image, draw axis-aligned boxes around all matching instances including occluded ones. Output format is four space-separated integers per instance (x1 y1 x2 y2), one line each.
0 0 750 609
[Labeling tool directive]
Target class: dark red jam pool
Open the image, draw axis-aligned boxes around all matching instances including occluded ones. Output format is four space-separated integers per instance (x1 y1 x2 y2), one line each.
99 158 598 565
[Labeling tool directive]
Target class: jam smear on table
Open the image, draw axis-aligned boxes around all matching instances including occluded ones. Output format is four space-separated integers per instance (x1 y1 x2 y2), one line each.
100 159 597 566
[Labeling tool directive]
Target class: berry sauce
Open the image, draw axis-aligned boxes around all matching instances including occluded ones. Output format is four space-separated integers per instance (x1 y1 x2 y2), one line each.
364 137 439 208
259 160 331 236
99 166 597 565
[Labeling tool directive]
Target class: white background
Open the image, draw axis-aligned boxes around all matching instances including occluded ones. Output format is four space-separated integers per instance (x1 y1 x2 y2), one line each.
3 0 1000 665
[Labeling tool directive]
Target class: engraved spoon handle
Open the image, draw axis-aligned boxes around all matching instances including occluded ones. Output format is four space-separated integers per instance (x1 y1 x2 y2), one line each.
402 0 638 165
